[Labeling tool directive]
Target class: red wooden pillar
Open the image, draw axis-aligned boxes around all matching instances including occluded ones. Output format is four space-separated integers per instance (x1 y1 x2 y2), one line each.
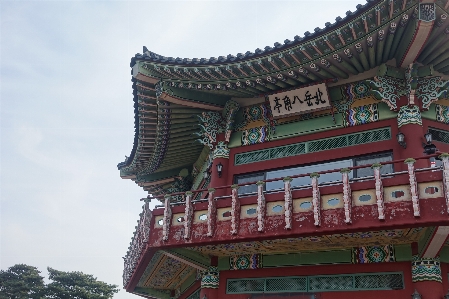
396 104 429 170
209 133 230 197
411 256 444 299
200 260 220 299
399 123 429 169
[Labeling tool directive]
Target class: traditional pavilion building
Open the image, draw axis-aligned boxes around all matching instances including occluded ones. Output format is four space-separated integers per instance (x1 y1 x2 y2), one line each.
119 1 449 298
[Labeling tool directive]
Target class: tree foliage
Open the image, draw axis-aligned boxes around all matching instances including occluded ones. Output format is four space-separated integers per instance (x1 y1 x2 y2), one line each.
0 264 45 299
0 264 118 299
45 268 118 299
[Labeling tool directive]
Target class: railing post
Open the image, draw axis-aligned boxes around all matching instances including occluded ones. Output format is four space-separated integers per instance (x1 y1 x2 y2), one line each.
230 185 240 235
405 158 420 217
283 177 293 230
207 188 216 237
310 173 321 227
440 153 449 214
340 168 352 224
256 181 266 232
184 191 194 240
372 164 385 220
162 195 172 241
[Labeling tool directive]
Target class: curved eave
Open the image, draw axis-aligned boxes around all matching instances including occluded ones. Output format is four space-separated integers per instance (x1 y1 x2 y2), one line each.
130 0 380 68
118 73 209 178
119 0 449 181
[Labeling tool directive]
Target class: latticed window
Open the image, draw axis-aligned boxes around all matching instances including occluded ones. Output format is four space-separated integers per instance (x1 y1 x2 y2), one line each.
226 272 404 294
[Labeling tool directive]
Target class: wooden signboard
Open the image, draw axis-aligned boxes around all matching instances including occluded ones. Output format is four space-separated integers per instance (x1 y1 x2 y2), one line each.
268 83 331 118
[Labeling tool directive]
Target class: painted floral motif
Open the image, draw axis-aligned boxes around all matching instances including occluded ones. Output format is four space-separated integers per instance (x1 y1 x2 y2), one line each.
347 104 379 127
344 81 371 101
230 254 262 270
242 104 270 122
352 245 395 264
241 126 268 146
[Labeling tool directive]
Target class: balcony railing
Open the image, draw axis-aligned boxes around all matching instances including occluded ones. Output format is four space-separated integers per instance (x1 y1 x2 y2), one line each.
123 153 449 287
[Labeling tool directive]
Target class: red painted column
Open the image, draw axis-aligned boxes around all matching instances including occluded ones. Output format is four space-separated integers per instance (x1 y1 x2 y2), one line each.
209 133 230 197
413 281 444 299
399 123 429 169
411 256 444 299
200 258 219 299
396 103 430 170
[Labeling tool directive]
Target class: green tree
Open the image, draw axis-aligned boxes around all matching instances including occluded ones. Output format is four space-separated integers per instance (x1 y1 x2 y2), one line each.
45 268 118 299
0 264 45 299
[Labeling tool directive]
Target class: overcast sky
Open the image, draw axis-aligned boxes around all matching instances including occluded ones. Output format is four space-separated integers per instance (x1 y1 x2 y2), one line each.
1 1 362 298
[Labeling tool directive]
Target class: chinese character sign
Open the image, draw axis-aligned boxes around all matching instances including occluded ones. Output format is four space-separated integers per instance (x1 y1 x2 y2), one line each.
268 83 331 118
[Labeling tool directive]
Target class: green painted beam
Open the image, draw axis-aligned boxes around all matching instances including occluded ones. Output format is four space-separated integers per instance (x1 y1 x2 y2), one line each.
346 53 364 74
377 64 405 79
394 244 412 261
170 108 206 114
326 63 349 79
432 52 449 70
179 273 197 294
437 65 449 74
422 104 437 120
356 47 370 71
426 43 449 67
418 27 449 62
169 248 211 267
382 24 396 62
440 246 449 263
168 87 230 107
367 38 377 69
218 257 229 271
334 57 359 75
137 166 190 183
376 31 386 65
418 227 436 256
263 250 352 267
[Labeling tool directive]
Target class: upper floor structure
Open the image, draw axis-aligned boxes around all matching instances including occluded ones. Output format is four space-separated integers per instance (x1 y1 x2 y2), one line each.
118 1 449 298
